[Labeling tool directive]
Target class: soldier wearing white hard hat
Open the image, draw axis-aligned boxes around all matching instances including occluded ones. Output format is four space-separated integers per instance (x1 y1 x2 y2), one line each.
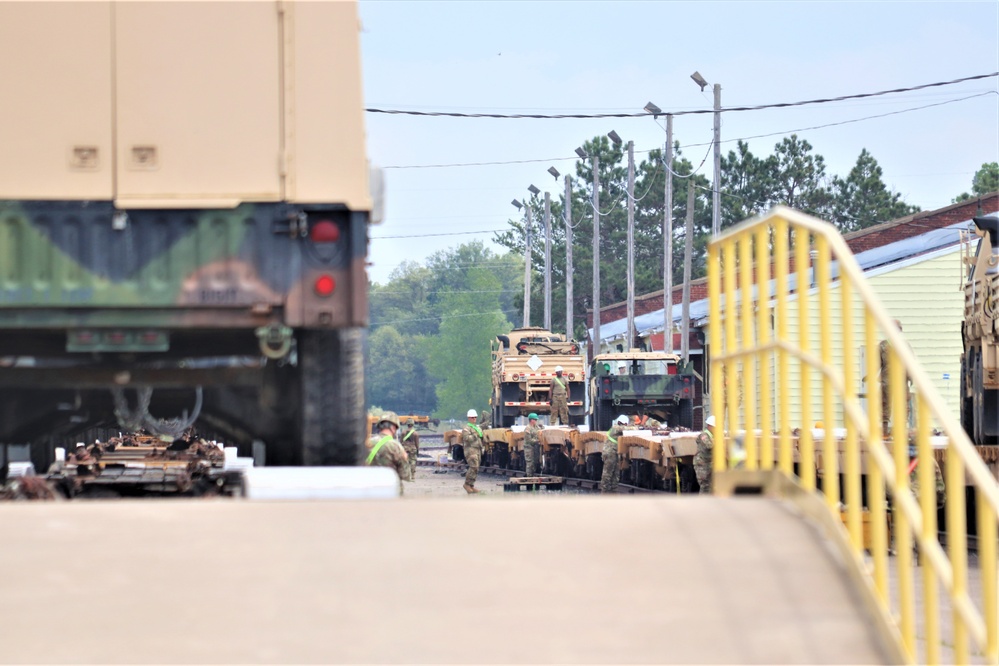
461 409 485 493
550 365 569 425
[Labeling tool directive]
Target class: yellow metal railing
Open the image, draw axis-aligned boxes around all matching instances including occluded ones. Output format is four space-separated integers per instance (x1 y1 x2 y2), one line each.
707 206 999 665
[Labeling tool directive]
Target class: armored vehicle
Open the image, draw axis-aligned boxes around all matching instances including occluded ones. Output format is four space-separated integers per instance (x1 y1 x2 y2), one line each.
490 328 586 427
960 215 999 445
0 2 375 469
589 351 697 431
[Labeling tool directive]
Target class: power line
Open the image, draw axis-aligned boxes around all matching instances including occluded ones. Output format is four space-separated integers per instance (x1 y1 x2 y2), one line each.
371 308 517 327
378 91 995 170
372 228 505 239
366 72 997 119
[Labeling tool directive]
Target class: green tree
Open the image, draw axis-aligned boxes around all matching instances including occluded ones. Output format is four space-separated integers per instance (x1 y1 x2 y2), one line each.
426 267 512 420
770 135 834 218
720 140 777 228
831 149 920 233
366 326 435 415
953 162 999 202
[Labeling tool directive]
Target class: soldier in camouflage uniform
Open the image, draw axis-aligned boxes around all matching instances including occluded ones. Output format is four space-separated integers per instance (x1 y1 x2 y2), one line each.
523 413 543 476
551 366 569 425
600 414 628 493
907 444 946 509
693 415 716 494
632 414 663 429
365 412 412 495
462 409 485 494
878 320 911 435
399 418 420 481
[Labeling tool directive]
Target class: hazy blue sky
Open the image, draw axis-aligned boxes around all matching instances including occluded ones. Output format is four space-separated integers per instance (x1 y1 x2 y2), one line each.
360 1 999 285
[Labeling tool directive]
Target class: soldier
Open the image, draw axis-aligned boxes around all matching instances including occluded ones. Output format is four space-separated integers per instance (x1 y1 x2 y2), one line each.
694 415 716 494
462 408 485 494
479 410 492 428
907 444 946 509
632 414 663 429
399 417 420 481
365 411 412 495
878 319 912 434
523 413 543 476
600 414 628 493
551 365 569 425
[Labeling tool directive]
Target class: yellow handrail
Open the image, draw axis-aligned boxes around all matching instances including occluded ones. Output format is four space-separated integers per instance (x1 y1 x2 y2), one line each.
707 206 999 665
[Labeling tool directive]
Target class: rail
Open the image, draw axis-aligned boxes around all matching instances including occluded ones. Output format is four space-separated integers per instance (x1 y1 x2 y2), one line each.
707 205 998 664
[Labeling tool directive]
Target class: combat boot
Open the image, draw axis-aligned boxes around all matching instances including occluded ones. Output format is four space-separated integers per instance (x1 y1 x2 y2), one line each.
463 483 479 494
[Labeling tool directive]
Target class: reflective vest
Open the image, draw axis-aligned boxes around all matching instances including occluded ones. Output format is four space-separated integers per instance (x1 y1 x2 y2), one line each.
366 435 394 465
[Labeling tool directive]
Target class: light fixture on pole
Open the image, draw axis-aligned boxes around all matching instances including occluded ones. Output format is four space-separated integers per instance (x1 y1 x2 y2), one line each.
643 102 662 118
607 130 622 146
511 199 523 210
543 188 552 331
547 166 560 180
518 193 534 328
606 129 636 348
647 100 674 353
574 147 587 159
691 70 721 237
528 184 540 196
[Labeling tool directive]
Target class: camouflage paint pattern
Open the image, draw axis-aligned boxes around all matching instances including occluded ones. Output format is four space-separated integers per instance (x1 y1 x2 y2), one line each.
365 432 411 494
590 352 697 430
694 430 713 494
462 422 484 488
600 424 625 493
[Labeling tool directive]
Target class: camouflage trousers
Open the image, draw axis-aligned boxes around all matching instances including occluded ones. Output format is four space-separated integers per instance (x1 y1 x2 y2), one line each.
464 446 482 487
600 442 620 493
524 442 541 476
694 463 712 494
881 381 911 433
403 442 418 480
551 395 569 425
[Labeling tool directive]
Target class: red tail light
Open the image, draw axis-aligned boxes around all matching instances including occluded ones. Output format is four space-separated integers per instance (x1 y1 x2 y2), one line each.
310 220 340 243
314 274 336 296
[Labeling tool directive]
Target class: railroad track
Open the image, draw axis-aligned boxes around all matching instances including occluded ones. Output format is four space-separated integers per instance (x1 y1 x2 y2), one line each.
416 451 658 494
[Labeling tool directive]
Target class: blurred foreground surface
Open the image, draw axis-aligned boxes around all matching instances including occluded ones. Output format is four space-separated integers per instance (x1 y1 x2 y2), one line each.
0 496 888 664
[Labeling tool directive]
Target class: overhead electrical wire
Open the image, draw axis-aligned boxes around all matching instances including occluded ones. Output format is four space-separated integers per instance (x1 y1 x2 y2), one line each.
367 72 997 119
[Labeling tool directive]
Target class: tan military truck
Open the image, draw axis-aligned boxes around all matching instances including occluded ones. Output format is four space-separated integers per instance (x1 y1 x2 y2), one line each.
490 327 586 427
0 2 376 470
960 215 999 445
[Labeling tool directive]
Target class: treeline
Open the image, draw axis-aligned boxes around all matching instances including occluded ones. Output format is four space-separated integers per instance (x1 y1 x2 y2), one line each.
368 138 997 420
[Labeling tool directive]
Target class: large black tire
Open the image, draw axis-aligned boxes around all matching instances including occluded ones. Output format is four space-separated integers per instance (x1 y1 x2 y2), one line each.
299 328 366 466
677 398 694 429
960 356 974 440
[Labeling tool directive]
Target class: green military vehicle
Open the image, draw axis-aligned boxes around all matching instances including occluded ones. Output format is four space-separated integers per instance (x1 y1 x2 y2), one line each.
589 351 698 431
0 2 375 469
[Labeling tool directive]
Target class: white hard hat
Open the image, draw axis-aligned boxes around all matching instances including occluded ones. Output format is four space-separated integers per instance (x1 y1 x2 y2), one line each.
555 365 563 372
615 414 628 425
705 415 716 427
467 409 478 419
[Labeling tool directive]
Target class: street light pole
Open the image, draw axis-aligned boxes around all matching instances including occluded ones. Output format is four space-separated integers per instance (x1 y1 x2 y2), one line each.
564 174 574 340
523 204 532 328
591 155 601 355
712 82 722 237
626 140 635 350
664 114 674 353
544 191 552 331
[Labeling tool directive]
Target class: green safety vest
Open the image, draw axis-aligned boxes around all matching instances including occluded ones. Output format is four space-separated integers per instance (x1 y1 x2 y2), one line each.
553 377 565 390
467 423 484 439
403 429 415 442
606 429 618 444
366 434 394 465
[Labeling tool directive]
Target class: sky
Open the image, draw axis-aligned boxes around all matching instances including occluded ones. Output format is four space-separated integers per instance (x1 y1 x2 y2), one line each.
359 1 999 286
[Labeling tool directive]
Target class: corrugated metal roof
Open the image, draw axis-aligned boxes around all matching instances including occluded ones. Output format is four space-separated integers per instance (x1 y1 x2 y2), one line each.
590 219 971 345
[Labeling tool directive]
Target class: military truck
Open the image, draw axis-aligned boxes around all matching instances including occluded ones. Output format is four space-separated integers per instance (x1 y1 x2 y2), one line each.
490 328 586 427
960 215 999 446
589 351 698 431
0 2 376 469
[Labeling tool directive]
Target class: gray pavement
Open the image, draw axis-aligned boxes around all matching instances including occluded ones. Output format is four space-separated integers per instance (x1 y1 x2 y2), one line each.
0 495 891 664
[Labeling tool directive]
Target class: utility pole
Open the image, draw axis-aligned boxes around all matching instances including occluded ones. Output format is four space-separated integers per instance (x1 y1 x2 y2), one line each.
592 155 601 355
626 140 635 351
564 175 574 341
663 116 674 354
712 83 722 237
682 181 694 362
523 205 532 328
543 191 552 332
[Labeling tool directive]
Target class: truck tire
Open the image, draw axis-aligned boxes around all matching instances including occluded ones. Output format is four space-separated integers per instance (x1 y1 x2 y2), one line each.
678 398 694 429
299 328 366 466
960 356 974 440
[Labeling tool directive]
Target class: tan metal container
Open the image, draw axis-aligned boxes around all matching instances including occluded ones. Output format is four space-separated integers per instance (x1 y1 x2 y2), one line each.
0 1 370 211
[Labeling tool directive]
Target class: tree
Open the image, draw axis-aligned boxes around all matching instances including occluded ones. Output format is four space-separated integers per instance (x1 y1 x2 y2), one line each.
953 162 999 202
720 140 777 228
770 135 834 218
426 267 512 420
831 149 920 233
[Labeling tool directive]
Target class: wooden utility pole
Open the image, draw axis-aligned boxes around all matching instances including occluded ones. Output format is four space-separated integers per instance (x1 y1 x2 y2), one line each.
682 181 694 362
565 175 574 340
523 205 532 328
626 140 635 351
592 155 601 355
543 191 551 331
663 115 674 354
